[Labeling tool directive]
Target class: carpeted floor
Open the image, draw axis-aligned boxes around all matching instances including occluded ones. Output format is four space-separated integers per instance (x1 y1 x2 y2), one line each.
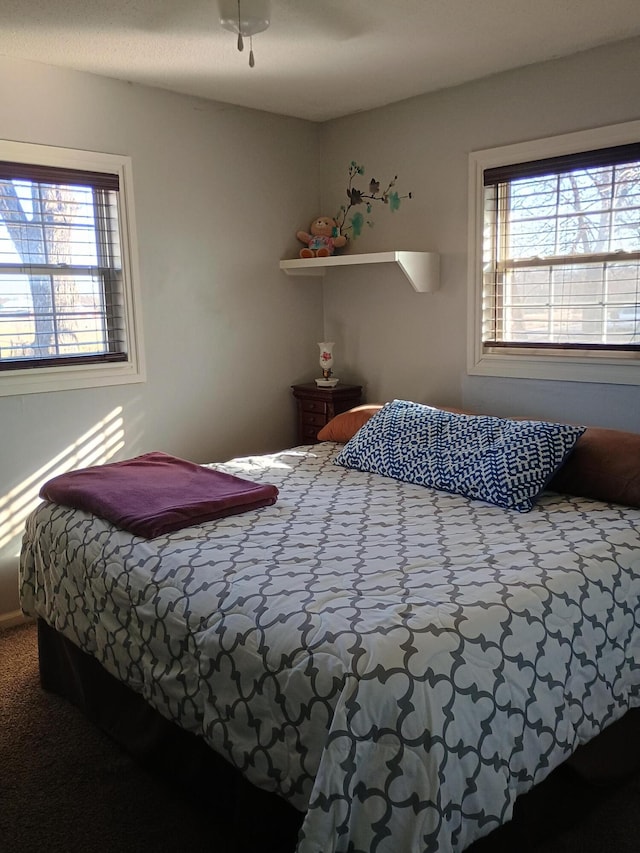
2 621 640 853
0 622 229 853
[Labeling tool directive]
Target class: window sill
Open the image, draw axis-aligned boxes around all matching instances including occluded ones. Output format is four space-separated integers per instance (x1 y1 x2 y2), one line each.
0 359 146 397
468 351 640 386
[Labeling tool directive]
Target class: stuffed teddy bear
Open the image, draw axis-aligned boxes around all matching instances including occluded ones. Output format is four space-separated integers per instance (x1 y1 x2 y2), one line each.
296 216 347 258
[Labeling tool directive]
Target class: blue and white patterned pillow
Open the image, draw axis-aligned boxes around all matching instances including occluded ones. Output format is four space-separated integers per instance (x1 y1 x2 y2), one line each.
335 400 585 512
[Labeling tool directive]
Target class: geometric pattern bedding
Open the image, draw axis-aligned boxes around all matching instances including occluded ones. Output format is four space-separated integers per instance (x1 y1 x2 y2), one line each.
19 442 640 853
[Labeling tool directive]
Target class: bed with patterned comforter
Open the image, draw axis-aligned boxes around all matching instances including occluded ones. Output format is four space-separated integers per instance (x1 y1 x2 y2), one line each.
19 440 640 852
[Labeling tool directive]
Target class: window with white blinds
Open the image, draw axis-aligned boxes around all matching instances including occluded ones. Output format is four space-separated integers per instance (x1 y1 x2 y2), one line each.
483 143 640 353
0 141 144 395
468 122 640 385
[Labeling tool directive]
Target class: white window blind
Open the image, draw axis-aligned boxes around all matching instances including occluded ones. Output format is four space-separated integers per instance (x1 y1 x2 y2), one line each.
482 142 640 356
0 161 128 370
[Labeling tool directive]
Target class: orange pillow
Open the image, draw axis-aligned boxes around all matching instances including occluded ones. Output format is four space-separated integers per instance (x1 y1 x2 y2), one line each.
317 405 383 442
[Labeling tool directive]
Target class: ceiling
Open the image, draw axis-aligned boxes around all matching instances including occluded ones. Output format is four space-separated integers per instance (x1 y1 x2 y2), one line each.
2 0 640 122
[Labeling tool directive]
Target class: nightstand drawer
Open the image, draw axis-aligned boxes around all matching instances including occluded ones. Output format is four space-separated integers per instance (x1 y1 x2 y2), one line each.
300 399 328 415
301 411 328 428
301 423 321 441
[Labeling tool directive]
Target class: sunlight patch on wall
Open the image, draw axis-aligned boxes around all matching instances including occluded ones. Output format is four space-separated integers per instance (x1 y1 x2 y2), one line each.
0 407 125 552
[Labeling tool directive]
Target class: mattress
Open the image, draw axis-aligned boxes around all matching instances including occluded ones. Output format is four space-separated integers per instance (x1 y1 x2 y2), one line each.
19 441 640 852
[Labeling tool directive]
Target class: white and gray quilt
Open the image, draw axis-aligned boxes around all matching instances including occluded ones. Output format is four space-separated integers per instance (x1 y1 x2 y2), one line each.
19 442 640 852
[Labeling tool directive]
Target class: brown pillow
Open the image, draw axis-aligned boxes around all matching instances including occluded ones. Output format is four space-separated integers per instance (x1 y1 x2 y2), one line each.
548 427 640 508
317 405 383 442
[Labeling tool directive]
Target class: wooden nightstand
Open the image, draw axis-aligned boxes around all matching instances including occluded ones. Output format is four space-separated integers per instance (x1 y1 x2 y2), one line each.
291 383 363 445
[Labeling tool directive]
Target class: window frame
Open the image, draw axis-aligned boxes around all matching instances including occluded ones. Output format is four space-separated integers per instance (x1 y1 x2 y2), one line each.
467 119 640 385
0 140 145 396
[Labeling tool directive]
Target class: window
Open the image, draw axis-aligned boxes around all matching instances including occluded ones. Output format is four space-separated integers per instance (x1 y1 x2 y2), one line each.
468 121 640 385
0 141 144 396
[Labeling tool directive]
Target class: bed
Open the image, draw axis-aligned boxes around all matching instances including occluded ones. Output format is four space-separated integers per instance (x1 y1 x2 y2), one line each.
19 401 640 852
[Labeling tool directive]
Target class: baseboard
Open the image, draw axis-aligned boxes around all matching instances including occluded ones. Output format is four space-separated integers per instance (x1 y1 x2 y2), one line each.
0 610 32 630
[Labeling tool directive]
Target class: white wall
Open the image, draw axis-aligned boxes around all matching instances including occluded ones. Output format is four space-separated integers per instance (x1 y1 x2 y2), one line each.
318 38 640 428
0 57 322 622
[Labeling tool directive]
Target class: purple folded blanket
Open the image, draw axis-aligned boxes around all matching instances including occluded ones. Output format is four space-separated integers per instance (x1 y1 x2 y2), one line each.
39 451 278 538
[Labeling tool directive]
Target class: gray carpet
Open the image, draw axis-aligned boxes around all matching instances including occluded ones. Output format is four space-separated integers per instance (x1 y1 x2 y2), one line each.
2 621 640 852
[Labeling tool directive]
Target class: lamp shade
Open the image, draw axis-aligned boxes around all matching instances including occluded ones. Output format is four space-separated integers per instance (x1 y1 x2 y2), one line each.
218 0 270 37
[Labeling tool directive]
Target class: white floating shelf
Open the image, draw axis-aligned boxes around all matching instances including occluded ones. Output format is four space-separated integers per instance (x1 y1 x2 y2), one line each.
279 251 440 293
